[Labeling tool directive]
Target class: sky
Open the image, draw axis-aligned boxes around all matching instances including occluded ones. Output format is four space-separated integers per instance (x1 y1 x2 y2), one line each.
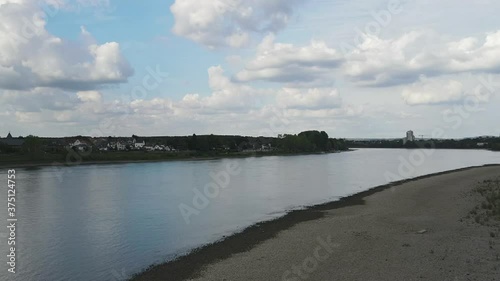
1 0 500 138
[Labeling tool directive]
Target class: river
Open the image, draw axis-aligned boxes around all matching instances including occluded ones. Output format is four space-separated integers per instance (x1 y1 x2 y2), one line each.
1 149 499 281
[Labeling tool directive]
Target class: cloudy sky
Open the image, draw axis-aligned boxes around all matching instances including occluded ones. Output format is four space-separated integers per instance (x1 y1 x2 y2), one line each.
1 0 500 138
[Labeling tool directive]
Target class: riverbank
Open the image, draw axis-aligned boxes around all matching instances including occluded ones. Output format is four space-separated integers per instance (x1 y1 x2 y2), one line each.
132 165 500 281
0 150 350 169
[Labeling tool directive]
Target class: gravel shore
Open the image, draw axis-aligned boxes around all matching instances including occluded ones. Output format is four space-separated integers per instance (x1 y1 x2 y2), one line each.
133 165 500 281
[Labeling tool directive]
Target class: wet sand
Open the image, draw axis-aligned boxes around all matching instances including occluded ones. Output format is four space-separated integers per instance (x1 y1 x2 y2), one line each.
133 165 500 281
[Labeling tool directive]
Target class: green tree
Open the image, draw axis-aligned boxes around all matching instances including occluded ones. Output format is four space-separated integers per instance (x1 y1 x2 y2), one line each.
188 134 198 150
23 135 42 160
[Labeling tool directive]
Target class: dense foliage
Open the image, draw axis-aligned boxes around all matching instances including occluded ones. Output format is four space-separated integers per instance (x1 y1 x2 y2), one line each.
346 137 500 150
277 131 347 152
0 131 349 165
114 131 347 153
23 135 42 160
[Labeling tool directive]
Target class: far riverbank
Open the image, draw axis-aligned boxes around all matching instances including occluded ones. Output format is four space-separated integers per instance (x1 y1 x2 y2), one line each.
0 149 351 169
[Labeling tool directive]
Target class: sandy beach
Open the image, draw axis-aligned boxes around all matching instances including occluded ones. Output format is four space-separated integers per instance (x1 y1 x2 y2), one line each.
133 165 500 281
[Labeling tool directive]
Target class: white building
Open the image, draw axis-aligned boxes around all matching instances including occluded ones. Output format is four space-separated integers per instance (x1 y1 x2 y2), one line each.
116 142 127 151
404 130 415 144
69 139 90 151
70 139 83 147
134 139 145 149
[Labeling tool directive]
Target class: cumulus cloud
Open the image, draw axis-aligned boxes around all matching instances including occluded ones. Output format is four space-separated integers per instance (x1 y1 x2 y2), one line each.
282 105 363 119
171 68 355 127
1 63 360 136
344 30 500 86
401 74 496 106
77 90 102 103
3 91 129 126
177 66 267 113
0 88 81 112
276 87 341 110
402 78 465 105
234 34 343 85
0 0 133 91
170 0 303 48
1 66 267 128
232 29 500 89
130 98 174 116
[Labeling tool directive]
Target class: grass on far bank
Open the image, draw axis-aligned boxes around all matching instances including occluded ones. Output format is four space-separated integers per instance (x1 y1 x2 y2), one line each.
0 150 247 166
0 149 342 167
0 153 64 165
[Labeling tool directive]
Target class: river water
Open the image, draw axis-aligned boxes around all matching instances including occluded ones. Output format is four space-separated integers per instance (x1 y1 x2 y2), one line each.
1 149 499 280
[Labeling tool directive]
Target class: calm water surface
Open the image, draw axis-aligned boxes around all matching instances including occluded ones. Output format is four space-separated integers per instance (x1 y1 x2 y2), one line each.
1 149 500 281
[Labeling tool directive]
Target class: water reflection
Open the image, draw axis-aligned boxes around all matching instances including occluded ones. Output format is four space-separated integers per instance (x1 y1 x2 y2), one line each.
0 149 499 281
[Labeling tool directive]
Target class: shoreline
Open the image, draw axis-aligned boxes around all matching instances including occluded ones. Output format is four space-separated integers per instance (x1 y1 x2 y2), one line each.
0 150 350 170
131 164 500 281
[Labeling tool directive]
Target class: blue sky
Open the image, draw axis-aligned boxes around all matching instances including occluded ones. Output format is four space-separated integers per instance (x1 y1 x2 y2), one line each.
1 0 500 138
47 0 224 98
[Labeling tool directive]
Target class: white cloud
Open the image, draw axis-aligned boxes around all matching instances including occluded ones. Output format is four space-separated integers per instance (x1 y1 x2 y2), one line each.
130 98 174 116
343 30 500 86
0 88 81 112
4 0 500 138
282 105 362 119
170 0 303 48
401 74 497 106
231 29 500 89
177 66 266 113
225 31 250 48
235 34 343 85
402 78 465 105
276 87 341 110
0 64 360 136
77 90 102 103
0 0 133 91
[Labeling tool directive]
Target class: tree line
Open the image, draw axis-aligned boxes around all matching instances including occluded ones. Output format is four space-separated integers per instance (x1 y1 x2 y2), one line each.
277 131 347 152
1 131 349 162
346 137 500 150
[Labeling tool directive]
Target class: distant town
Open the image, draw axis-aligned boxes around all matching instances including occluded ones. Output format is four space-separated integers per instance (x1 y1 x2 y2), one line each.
346 130 500 150
0 130 499 167
0 132 331 153
0 130 347 166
